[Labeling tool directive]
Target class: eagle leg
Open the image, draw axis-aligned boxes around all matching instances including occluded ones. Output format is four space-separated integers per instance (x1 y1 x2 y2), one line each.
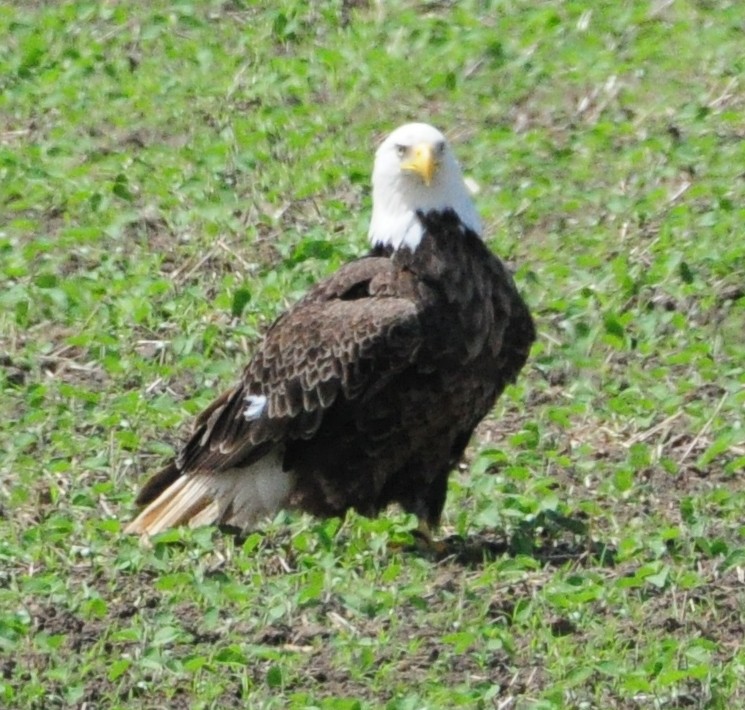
387 518 448 557
411 518 448 556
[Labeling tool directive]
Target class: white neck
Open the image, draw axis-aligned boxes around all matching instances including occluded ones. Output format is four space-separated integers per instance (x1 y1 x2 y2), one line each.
368 160 482 252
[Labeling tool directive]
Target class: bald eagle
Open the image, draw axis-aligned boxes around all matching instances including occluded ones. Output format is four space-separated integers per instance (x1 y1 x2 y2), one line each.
125 123 535 542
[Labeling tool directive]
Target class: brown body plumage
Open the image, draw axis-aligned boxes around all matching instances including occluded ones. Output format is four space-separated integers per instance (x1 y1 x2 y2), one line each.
125 124 535 537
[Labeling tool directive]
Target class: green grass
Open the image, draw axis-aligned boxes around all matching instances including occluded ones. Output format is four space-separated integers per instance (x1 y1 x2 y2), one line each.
2 1 745 707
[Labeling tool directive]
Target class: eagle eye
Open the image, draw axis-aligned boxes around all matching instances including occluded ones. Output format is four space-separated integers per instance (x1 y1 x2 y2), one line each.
395 144 407 159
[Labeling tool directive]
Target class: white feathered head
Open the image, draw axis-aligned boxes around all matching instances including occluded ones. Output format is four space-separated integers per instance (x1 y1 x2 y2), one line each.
368 123 481 251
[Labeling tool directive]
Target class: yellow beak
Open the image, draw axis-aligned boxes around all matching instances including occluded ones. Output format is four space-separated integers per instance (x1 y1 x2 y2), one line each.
401 142 437 186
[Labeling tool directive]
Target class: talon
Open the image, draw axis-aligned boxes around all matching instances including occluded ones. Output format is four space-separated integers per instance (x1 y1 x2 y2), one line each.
412 519 448 556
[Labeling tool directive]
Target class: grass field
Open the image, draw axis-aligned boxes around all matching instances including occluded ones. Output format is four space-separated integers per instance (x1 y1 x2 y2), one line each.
2 1 745 707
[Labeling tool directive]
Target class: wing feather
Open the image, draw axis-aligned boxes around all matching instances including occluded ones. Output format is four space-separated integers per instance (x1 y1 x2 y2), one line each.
170 256 422 479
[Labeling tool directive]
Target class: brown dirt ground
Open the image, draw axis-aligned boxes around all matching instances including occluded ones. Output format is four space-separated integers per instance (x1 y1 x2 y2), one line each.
7 528 744 708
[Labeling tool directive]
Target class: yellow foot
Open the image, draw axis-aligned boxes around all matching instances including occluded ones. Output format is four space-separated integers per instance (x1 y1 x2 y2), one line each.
411 518 448 556
388 519 448 556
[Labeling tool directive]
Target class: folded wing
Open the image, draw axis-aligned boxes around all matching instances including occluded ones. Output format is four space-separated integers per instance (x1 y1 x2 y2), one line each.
125 257 423 534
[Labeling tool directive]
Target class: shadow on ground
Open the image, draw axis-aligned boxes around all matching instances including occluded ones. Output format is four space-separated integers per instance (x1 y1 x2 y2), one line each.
430 531 617 568
406 510 618 567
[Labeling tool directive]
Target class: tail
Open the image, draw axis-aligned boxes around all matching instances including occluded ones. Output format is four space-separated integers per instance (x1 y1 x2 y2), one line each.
124 448 293 536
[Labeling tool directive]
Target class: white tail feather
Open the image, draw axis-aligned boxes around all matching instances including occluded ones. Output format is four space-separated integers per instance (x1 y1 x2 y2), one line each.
124 448 293 536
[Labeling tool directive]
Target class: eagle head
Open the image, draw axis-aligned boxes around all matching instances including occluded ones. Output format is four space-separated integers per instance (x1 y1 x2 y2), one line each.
368 123 482 252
